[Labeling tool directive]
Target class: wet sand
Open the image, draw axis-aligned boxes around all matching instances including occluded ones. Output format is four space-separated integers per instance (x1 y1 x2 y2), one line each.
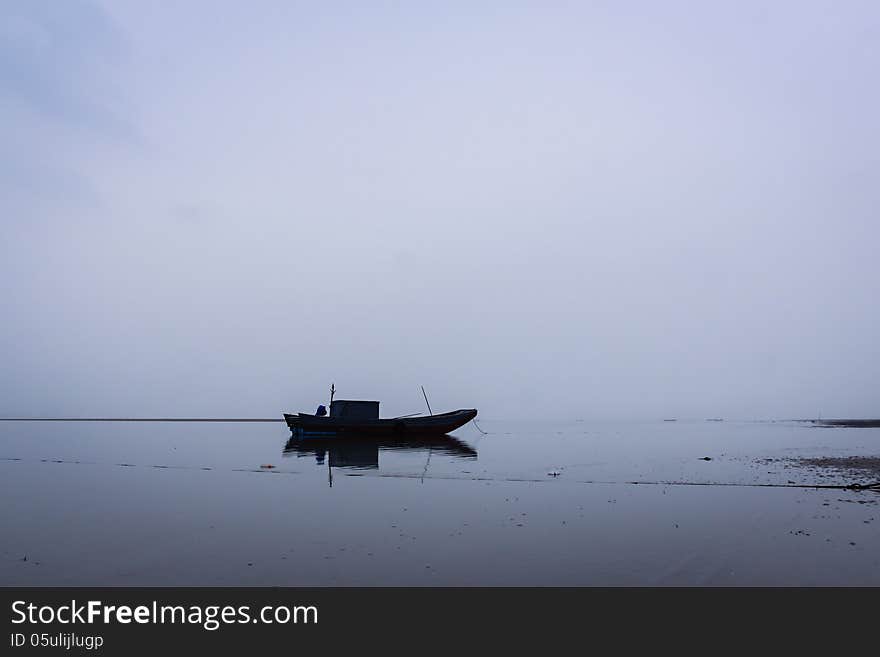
780 456 880 483
1 419 878 586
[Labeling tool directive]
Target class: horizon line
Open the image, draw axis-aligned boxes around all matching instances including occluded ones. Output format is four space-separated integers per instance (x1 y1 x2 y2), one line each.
0 418 286 423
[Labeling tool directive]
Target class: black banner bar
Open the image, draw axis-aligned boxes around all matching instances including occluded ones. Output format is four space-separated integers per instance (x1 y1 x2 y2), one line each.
1 587 873 654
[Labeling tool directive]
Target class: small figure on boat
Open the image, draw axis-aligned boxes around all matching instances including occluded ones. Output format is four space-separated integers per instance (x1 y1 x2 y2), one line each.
315 404 327 417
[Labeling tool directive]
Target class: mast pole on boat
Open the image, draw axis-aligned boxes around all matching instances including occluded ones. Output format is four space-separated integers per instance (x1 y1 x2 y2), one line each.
421 386 433 416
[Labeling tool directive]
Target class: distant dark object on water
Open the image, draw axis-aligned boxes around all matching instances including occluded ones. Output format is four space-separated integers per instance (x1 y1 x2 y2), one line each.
705 418 724 422
810 419 880 428
284 398 477 437
698 457 713 461
663 419 677 422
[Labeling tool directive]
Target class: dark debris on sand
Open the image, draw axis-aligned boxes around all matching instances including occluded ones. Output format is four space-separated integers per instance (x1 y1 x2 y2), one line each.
757 456 880 491
796 456 880 479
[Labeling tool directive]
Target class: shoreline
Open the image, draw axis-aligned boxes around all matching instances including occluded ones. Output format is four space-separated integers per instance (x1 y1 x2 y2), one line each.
808 419 880 428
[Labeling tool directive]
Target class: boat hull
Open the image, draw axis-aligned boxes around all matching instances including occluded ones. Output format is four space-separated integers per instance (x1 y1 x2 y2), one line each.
283 409 477 437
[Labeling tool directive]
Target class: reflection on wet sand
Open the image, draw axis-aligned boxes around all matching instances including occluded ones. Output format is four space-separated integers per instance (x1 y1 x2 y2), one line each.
283 434 477 470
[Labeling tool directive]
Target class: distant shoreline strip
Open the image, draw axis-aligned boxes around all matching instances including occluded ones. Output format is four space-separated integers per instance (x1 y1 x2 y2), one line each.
0 418 285 423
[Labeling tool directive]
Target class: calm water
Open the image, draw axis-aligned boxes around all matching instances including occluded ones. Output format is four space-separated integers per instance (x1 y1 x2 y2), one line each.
1 419 878 585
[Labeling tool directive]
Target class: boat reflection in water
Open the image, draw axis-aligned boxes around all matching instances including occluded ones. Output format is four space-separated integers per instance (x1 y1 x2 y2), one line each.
283 434 477 471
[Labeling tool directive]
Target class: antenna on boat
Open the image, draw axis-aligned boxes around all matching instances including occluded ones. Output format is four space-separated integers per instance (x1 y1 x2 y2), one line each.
330 383 335 407
420 386 433 416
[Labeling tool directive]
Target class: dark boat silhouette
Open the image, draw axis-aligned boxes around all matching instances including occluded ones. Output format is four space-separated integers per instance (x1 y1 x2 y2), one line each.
283 399 477 437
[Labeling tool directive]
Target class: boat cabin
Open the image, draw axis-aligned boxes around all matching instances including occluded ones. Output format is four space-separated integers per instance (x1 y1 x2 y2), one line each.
329 400 380 420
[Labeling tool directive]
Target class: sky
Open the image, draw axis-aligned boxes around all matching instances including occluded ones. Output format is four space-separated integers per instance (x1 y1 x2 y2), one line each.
1 1 878 420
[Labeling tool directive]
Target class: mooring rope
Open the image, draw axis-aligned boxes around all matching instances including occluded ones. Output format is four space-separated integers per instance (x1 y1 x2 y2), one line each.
471 418 488 435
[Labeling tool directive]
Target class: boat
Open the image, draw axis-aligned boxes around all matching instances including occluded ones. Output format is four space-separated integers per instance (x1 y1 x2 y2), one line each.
283 398 477 437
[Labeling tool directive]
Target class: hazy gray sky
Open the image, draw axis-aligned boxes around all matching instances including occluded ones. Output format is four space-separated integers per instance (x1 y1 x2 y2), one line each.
2 1 878 419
